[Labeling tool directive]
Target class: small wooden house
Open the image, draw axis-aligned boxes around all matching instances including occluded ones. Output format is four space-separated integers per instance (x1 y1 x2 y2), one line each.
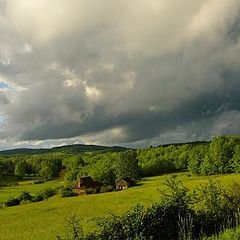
116 177 134 190
73 176 103 195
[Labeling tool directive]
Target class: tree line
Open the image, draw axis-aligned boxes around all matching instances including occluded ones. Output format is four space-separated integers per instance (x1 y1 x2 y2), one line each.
1 136 240 186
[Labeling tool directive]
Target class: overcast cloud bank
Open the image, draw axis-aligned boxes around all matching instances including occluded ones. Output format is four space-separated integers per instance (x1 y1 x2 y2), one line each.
1 0 240 149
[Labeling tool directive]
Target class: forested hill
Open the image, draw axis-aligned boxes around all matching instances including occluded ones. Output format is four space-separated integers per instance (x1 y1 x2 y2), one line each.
158 140 210 148
0 140 211 156
1 136 240 184
0 144 127 155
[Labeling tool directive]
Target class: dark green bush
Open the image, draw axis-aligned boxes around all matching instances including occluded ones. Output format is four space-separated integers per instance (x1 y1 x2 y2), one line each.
32 194 43 202
11 182 19 186
95 204 146 240
0 182 10 187
33 188 56 202
99 185 114 193
85 188 97 195
106 185 114 192
33 180 45 184
5 197 20 206
39 188 56 199
5 191 33 206
61 187 78 198
19 191 33 202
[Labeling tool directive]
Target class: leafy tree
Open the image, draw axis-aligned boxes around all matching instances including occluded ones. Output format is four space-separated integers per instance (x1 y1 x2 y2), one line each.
64 155 86 170
14 160 26 178
0 158 14 176
115 150 141 180
65 168 80 184
209 136 239 174
188 145 209 175
39 160 55 180
231 145 240 172
39 158 62 180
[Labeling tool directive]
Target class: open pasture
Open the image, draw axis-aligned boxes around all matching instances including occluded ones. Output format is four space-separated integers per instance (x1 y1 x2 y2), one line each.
1 172 240 240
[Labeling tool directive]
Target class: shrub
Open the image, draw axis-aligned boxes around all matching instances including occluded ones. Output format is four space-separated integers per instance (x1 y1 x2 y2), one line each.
57 214 84 240
61 187 78 198
33 180 45 184
99 186 107 193
95 204 146 240
19 191 33 202
223 181 240 211
106 185 114 192
33 188 56 202
99 185 114 193
195 180 225 214
39 188 56 199
11 182 19 186
32 194 43 202
5 197 20 206
85 188 97 195
0 182 10 187
5 191 34 206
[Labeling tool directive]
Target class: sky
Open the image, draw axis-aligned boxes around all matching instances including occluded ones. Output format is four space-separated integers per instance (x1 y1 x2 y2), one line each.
1 0 240 150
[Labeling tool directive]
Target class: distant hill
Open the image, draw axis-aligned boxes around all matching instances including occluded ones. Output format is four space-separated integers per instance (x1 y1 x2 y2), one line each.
158 140 210 148
0 144 127 155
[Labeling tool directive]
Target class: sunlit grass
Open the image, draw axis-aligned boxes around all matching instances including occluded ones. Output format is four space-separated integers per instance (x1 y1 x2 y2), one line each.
1 172 240 240
0 179 63 202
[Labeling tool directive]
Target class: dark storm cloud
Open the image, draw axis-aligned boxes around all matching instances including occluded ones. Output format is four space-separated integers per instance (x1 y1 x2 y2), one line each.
1 0 240 148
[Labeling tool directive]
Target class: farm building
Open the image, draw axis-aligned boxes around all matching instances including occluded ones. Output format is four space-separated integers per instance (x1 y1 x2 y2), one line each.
116 177 134 190
73 176 103 195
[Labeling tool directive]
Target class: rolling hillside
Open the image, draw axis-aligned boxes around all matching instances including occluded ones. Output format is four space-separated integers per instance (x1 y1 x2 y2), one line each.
0 144 127 155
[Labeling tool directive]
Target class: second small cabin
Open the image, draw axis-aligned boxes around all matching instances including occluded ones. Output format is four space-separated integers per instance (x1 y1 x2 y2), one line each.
116 177 134 190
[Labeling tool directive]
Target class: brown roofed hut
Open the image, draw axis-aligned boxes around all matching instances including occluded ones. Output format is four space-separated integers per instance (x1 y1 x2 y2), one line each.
116 177 134 190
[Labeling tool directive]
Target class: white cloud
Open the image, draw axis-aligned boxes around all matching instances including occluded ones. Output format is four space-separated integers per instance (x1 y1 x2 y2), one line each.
20 43 33 54
85 86 102 99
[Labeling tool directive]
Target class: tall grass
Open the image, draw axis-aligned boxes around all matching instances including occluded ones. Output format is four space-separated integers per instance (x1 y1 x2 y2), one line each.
2 172 240 240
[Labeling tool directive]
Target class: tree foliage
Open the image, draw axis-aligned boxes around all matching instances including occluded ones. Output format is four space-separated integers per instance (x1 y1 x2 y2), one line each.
115 150 140 180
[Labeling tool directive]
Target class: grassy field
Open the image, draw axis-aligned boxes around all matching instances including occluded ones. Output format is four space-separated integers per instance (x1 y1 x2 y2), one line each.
1 172 240 240
0 179 64 202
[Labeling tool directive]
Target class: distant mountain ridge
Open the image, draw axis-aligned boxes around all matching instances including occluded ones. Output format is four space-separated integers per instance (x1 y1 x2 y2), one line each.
0 144 127 155
0 140 211 156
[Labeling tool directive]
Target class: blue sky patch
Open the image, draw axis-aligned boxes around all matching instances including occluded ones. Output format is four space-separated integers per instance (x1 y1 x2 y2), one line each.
0 82 8 89
0 115 5 124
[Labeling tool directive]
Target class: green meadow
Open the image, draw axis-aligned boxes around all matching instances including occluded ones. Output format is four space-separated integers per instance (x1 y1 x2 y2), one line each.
1 172 240 240
0 179 63 202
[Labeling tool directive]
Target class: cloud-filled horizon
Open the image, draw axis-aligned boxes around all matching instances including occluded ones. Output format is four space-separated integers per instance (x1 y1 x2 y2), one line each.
1 0 240 150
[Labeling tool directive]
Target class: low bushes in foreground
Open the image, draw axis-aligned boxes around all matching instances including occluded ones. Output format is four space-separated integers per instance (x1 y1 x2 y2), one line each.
4 188 57 207
57 177 240 240
202 225 240 240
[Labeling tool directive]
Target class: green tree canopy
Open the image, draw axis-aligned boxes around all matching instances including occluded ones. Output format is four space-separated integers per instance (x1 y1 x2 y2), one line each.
14 160 26 178
115 150 140 180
